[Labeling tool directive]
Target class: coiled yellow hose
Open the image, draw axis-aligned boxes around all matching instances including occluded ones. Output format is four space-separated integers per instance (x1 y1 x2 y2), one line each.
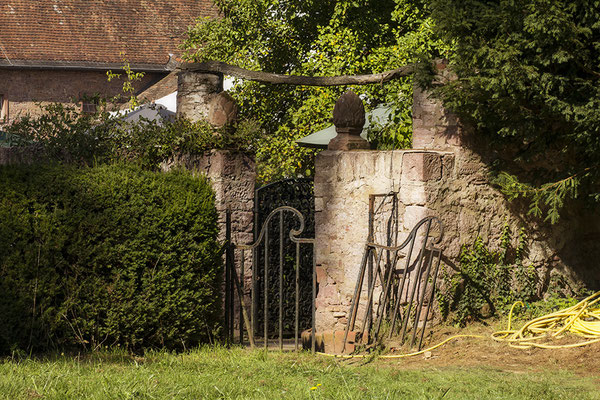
492 291 600 349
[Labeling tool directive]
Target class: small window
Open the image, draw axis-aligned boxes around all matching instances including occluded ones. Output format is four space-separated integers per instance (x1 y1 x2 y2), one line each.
80 94 99 114
0 95 8 122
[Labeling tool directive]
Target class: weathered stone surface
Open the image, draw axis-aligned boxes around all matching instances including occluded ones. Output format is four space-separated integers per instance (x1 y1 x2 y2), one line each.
302 329 366 354
314 149 445 331
207 91 238 128
402 151 443 182
176 71 223 122
332 90 366 134
412 82 462 151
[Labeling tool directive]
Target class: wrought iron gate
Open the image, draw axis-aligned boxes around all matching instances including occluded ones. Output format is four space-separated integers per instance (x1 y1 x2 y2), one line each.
224 179 316 351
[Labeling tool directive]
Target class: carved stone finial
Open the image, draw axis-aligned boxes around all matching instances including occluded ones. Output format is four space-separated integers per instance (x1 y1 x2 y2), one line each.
208 91 238 128
328 90 369 150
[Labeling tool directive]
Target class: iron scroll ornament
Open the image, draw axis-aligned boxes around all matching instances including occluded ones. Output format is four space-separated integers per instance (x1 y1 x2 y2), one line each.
231 206 317 352
236 206 314 252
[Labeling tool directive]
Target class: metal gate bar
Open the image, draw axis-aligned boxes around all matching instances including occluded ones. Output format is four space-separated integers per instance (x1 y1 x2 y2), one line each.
342 196 444 352
225 206 316 352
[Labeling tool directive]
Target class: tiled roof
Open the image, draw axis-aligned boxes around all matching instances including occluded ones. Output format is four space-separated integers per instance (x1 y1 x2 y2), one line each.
0 0 217 67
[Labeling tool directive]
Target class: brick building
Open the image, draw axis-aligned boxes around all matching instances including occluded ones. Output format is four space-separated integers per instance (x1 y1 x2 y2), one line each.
0 0 217 124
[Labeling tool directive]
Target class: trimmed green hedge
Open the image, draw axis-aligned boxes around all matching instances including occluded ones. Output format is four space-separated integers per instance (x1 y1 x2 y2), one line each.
0 163 221 354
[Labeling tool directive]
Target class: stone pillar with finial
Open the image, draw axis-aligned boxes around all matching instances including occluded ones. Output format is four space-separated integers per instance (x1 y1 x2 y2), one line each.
328 90 370 151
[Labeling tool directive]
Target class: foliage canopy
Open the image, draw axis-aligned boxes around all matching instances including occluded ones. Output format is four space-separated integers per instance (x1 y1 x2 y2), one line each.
428 0 600 222
182 0 449 182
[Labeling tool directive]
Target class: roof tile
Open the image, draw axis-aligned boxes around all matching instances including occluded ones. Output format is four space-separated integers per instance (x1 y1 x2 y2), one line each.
0 0 218 66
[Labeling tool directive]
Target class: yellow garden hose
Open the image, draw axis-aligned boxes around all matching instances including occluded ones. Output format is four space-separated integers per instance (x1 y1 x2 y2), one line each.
316 334 484 359
492 291 600 349
317 291 600 358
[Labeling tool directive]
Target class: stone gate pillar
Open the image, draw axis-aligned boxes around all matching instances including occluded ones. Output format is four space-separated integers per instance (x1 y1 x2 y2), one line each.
174 69 256 336
313 90 452 345
176 70 223 122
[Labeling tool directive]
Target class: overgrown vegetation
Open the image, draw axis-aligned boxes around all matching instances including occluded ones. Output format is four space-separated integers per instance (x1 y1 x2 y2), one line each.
6 103 262 169
106 55 147 110
183 0 449 182
427 0 600 223
437 225 538 326
0 163 222 355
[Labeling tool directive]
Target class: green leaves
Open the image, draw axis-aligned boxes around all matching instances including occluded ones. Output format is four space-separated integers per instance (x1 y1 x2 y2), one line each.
429 0 600 222
182 0 447 182
7 103 263 170
438 225 538 326
492 170 585 224
0 163 221 354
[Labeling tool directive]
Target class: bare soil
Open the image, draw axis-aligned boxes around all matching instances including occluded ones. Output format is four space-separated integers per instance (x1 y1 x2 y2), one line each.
378 323 600 379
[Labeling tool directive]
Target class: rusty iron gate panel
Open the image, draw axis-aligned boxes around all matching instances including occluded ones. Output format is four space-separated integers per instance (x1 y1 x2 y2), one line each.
342 194 444 352
225 205 316 352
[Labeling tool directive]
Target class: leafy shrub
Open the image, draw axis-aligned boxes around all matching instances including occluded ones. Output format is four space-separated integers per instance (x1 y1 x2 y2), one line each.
0 163 221 354
437 225 538 326
6 103 262 169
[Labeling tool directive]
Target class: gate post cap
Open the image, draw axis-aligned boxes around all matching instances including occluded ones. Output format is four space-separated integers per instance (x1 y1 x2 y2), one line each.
333 90 365 135
329 91 369 150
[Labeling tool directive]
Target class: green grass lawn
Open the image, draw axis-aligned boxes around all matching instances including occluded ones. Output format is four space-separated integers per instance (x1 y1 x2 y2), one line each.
1 347 598 400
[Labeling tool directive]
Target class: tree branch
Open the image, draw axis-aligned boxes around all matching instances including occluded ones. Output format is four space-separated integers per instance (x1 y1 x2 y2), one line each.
178 61 414 86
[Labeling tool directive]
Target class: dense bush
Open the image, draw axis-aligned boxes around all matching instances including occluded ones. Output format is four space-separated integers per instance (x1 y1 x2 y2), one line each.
6 103 262 170
0 163 221 354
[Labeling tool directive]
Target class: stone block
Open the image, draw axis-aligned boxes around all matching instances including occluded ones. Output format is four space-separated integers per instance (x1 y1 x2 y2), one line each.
402 152 442 182
391 150 404 175
354 151 375 178
302 329 367 354
314 197 324 212
316 266 327 283
441 154 455 178
412 128 435 149
374 152 391 179
399 183 427 206
338 154 356 182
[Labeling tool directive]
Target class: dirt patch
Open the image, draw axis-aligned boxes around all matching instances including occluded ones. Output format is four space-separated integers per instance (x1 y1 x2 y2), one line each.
371 323 600 378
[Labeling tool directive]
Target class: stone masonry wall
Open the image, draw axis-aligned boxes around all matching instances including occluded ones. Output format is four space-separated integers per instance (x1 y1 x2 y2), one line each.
314 67 600 333
411 75 600 289
314 150 453 331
